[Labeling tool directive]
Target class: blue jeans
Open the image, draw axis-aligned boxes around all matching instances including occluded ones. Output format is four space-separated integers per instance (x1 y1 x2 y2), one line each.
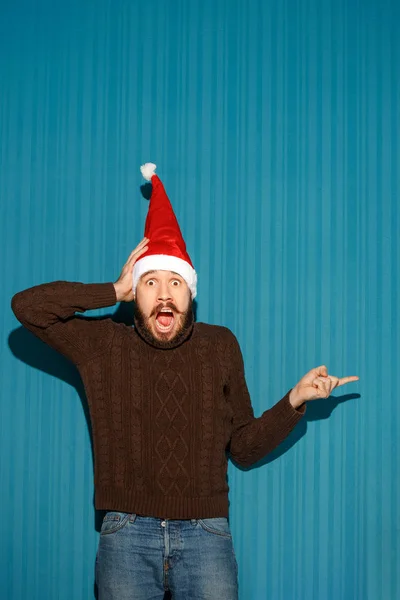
95 511 239 599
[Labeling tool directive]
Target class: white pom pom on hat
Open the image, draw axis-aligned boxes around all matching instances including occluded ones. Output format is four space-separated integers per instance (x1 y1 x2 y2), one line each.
132 163 197 299
140 162 157 181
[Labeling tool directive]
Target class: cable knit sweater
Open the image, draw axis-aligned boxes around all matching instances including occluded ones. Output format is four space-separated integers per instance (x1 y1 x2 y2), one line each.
11 281 306 519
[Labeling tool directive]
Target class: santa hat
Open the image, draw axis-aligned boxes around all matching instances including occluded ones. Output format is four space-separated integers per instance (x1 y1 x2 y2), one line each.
132 163 197 299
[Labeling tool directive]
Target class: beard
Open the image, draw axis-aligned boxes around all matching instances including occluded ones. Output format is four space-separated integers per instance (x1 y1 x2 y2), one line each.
133 298 194 349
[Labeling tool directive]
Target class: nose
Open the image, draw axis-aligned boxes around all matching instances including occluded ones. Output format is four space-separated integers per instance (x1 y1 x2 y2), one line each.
157 281 172 302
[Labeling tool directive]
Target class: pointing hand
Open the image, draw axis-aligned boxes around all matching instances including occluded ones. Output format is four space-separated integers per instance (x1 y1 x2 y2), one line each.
289 365 359 408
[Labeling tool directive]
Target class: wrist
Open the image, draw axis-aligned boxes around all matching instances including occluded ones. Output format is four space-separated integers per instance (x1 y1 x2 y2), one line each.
289 387 305 409
113 282 124 302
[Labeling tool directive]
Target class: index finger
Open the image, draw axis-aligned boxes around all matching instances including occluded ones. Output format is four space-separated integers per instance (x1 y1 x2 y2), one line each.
337 376 359 387
127 238 149 261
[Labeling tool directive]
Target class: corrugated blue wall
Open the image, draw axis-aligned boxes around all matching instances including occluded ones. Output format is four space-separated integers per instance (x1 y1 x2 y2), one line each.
1 0 398 598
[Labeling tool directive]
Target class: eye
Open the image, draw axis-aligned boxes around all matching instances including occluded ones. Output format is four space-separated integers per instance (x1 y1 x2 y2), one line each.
171 280 181 286
146 279 156 286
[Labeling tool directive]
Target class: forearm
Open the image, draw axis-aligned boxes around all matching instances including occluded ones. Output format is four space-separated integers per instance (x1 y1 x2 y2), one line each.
229 389 306 467
11 281 118 365
11 280 117 329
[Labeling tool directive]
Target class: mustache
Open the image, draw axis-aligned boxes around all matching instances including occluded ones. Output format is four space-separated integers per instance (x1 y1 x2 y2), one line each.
133 301 194 349
150 302 181 317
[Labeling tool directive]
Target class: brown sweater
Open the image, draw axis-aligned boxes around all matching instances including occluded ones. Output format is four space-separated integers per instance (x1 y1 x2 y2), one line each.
11 281 306 519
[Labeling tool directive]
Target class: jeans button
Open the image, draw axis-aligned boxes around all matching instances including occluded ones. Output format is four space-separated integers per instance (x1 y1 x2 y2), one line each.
161 520 166 527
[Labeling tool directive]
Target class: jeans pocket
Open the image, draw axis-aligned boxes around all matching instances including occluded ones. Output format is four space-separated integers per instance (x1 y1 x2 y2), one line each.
100 511 136 535
197 517 232 538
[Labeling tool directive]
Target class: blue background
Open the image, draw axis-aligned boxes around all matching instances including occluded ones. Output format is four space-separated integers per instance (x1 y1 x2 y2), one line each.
1 0 398 598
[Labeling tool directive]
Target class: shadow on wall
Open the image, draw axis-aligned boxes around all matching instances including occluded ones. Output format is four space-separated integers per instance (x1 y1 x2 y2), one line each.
8 300 198 524
230 391 360 471
8 297 359 599
8 299 200 519
8 291 360 490
8 298 193 600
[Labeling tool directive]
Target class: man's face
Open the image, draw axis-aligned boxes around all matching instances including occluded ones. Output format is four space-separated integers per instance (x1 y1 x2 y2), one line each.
134 269 192 344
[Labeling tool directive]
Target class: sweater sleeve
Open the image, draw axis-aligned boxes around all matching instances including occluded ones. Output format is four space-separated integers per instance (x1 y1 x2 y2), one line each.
11 280 118 366
226 331 306 468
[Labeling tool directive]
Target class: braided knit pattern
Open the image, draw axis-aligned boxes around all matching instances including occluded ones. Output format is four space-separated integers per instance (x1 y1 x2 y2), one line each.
11 281 305 518
152 349 191 496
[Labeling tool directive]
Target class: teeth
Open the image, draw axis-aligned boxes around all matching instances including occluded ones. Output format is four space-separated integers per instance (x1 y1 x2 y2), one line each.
157 322 173 330
156 319 174 331
155 308 174 332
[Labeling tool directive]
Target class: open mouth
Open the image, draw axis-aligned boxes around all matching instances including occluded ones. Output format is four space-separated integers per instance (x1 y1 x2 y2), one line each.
155 309 175 333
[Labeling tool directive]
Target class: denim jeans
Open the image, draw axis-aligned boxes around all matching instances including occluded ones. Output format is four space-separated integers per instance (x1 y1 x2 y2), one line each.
95 511 239 599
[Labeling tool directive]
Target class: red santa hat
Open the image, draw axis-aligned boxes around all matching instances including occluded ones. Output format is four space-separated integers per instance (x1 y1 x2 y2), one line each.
132 163 198 298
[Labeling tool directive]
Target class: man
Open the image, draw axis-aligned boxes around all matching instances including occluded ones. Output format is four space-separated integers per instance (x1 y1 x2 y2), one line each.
11 163 359 599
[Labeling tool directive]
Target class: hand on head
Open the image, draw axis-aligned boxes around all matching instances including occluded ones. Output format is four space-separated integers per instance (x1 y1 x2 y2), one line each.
113 237 149 303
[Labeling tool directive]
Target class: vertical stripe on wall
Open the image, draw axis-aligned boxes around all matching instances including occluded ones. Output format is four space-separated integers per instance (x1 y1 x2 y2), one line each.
1 1 398 598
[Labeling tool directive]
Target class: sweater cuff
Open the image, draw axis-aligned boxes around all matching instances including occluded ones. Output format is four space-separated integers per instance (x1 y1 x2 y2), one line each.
279 388 307 421
287 388 307 415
